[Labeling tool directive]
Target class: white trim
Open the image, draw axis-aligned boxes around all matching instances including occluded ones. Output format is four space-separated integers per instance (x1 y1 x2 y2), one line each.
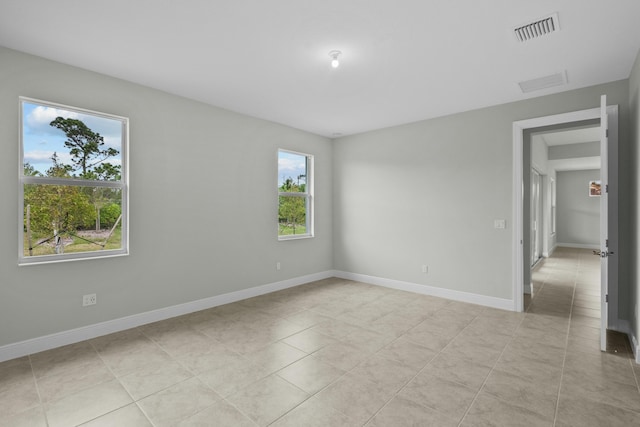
524 283 532 295
556 243 600 250
614 320 639 364
513 121 524 312
18 96 130 266
334 271 513 311
277 149 314 240
513 106 608 313
0 270 334 363
631 330 640 364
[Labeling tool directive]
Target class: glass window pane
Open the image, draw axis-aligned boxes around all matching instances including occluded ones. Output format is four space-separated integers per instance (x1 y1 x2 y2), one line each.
23 183 123 257
278 195 307 236
278 151 307 193
22 101 123 181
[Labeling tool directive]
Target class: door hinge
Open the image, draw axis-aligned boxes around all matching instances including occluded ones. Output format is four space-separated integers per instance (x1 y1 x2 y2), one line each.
606 294 609 303
606 184 609 193
606 239 609 247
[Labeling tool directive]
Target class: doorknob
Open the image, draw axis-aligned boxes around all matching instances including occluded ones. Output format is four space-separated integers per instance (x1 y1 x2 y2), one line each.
593 251 615 258
594 250 615 258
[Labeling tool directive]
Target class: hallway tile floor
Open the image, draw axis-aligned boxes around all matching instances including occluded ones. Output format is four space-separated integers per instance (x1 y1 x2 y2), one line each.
0 247 638 426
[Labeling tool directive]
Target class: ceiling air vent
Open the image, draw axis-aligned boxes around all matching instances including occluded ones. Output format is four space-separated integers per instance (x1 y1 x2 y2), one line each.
518 71 567 93
514 13 559 42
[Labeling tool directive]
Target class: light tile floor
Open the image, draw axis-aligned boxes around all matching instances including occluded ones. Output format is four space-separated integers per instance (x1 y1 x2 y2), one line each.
1 247 638 426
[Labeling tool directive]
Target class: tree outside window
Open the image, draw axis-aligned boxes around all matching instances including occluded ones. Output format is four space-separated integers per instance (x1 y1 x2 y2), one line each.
278 150 313 239
19 98 128 264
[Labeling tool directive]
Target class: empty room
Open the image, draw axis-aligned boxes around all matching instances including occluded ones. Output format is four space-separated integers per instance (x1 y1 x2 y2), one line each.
1 1 640 426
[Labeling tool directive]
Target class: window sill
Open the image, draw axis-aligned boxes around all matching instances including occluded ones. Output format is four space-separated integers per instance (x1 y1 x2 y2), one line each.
278 234 314 241
18 250 129 266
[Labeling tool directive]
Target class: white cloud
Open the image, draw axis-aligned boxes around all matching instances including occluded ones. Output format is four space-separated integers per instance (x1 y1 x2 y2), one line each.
83 115 123 141
278 154 307 187
23 149 73 166
26 105 79 135
25 104 123 143
103 135 123 152
278 157 305 176
23 149 55 163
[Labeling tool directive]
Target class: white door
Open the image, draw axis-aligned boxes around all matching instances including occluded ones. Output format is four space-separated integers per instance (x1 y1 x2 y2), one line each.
599 95 609 351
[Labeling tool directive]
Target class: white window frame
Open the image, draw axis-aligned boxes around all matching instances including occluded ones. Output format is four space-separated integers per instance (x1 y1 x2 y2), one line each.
18 97 129 265
278 149 313 240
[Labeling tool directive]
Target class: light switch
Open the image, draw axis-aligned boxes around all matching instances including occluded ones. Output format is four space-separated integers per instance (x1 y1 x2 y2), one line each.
494 219 506 229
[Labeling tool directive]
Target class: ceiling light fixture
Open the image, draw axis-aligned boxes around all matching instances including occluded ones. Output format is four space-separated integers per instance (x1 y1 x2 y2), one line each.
329 50 341 68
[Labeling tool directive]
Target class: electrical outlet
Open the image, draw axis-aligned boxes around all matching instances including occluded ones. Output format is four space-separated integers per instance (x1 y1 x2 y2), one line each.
82 293 97 306
421 265 428 274
276 262 281 271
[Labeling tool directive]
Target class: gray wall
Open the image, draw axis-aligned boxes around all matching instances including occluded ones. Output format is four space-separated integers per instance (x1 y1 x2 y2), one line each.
333 80 630 308
530 135 556 256
549 142 600 160
0 47 333 347
1 44 637 350
531 137 549 174
629 48 640 348
556 170 601 247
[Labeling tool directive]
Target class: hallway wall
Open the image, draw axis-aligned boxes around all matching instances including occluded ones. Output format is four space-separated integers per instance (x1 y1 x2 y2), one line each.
556 170 601 248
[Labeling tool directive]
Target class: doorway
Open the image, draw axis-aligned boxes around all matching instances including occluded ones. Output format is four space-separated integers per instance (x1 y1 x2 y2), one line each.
512 102 619 348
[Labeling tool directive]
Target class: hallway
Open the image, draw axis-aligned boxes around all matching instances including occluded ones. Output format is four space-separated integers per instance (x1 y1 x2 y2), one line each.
528 247 639 425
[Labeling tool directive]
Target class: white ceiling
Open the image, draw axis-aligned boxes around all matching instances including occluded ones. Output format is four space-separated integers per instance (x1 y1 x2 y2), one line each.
549 157 600 172
532 125 601 171
539 126 600 146
1 1 639 137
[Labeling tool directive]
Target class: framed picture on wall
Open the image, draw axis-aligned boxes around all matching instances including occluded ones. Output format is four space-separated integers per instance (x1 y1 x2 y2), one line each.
589 180 601 197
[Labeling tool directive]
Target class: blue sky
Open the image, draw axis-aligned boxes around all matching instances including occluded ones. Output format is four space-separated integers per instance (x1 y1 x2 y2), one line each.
22 101 123 175
278 151 307 187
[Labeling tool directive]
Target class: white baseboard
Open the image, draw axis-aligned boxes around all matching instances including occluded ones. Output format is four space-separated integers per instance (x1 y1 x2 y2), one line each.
616 320 640 364
0 270 334 363
556 243 599 250
612 320 639 364
333 271 513 311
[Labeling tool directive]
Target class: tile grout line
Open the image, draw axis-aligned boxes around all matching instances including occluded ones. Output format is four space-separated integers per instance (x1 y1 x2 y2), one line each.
308 301 475 426
455 308 529 426
458 253 576 426
27 353 50 427
17 265 629 426
228 296 380 426
86 338 159 427
182 304 339 426
551 264 579 427
351 303 503 426
314 303 447 425
263 290 408 426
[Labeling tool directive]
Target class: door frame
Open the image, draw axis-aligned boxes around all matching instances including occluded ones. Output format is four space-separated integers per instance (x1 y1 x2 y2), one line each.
530 167 543 269
512 105 619 321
